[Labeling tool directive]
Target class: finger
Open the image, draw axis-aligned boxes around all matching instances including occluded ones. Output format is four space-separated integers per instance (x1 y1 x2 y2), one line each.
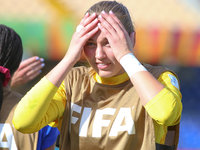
108 11 128 34
79 12 90 25
26 69 42 80
81 13 97 27
18 71 41 85
82 26 99 42
100 11 127 36
78 13 97 31
27 72 41 80
19 61 45 75
98 14 115 36
29 59 45 69
18 56 44 70
78 17 99 37
76 13 98 36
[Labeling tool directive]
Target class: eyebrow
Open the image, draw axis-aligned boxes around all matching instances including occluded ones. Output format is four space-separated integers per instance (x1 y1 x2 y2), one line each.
87 38 108 42
88 39 95 41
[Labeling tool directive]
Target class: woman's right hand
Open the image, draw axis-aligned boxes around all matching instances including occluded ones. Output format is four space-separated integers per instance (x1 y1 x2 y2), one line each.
65 12 99 64
46 13 99 87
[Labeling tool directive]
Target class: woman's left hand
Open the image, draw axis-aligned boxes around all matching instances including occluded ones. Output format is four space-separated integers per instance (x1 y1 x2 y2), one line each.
98 11 135 62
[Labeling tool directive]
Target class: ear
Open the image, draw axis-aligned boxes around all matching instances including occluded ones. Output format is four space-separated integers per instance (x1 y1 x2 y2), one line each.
129 32 136 48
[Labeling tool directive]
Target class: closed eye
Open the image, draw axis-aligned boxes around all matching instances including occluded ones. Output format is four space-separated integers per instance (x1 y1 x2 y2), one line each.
104 41 110 47
85 41 96 49
87 42 95 46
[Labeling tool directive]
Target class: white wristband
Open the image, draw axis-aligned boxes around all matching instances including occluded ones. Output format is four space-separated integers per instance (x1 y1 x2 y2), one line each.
119 53 147 78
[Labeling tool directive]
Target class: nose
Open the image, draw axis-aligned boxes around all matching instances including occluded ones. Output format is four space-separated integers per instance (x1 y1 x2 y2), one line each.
95 45 106 59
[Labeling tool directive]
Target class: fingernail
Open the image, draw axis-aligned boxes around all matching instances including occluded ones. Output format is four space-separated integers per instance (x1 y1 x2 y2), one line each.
92 13 96 16
102 10 106 14
98 15 102 19
109 10 113 14
98 23 101 26
36 57 39 60
85 12 89 16
41 63 45 67
95 26 99 30
40 58 44 62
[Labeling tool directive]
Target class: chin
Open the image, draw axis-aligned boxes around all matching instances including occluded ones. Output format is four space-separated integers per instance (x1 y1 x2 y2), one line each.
97 71 114 78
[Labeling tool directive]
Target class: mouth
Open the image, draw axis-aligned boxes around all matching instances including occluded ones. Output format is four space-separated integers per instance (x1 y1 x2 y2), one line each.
96 63 110 69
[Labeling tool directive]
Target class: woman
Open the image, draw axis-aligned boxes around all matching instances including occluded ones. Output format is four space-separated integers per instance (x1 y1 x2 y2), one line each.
0 24 59 150
13 1 182 150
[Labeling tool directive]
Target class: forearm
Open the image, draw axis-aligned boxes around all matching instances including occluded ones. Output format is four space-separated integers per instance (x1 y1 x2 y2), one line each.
120 53 165 106
131 71 182 126
12 77 59 133
130 71 165 106
119 54 182 126
46 55 76 87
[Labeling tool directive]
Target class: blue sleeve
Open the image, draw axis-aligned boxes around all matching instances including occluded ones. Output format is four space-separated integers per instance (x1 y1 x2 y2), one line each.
37 125 60 150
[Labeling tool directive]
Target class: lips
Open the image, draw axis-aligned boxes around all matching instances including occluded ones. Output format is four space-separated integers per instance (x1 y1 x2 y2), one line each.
96 62 110 69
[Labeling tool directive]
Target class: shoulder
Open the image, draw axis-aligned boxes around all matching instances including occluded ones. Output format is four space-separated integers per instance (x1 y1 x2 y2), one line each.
66 66 92 80
3 87 23 100
143 63 173 79
144 64 181 89
158 71 180 90
3 88 22 109
71 66 92 74
64 66 93 88
1 88 23 123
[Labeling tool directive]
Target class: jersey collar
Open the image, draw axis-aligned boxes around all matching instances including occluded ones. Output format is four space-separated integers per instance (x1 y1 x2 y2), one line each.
93 72 129 85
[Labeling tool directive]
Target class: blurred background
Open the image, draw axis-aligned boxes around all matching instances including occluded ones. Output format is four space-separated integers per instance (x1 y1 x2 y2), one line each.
0 0 200 149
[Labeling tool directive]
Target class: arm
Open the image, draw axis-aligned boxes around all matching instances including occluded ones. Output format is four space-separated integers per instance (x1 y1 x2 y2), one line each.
98 11 164 106
11 56 45 87
46 13 99 87
13 13 99 133
130 71 164 106
98 11 182 125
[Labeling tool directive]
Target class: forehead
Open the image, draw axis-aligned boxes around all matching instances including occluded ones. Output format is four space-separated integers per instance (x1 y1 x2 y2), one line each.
89 30 107 41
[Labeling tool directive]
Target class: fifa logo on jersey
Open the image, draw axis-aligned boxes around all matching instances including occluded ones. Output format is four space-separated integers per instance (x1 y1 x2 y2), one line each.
70 103 135 137
0 123 17 150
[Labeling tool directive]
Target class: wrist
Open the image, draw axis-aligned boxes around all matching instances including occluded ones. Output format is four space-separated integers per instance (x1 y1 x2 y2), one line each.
119 53 147 78
64 53 78 66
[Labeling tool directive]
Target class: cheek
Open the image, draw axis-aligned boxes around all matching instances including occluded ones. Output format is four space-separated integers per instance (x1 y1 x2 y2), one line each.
84 48 95 60
106 49 116 61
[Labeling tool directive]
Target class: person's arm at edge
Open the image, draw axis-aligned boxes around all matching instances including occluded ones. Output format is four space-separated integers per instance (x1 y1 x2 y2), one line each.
130 70 165 106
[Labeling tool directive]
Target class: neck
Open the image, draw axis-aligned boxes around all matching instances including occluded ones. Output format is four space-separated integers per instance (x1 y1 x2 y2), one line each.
93 72 129 85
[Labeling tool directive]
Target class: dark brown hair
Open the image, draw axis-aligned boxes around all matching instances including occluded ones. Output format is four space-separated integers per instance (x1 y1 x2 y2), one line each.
0 24 23 109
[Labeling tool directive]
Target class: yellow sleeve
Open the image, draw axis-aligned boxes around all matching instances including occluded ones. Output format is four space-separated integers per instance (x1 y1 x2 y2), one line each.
145 71 182 126
12 77 66 133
